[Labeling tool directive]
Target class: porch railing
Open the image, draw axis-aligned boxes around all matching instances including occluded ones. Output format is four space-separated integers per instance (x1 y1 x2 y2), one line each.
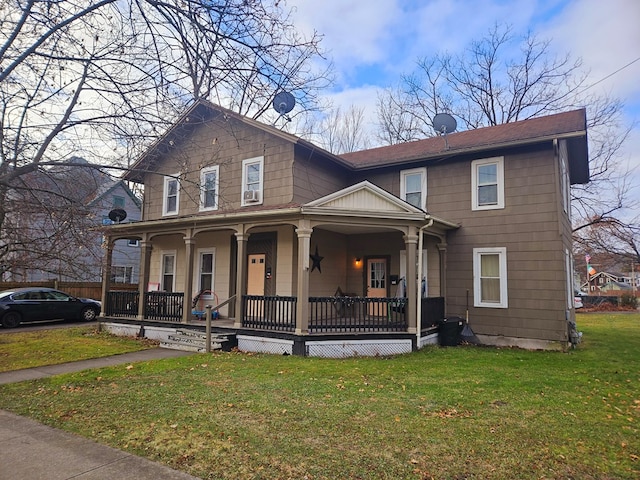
309 296 408 333
421 297 445 329
143 291 184 321
242 295 297 331
106 291 139 317
104 291 445 332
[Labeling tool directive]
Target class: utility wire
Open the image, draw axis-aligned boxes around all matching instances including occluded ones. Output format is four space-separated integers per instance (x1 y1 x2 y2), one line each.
582 56 640 92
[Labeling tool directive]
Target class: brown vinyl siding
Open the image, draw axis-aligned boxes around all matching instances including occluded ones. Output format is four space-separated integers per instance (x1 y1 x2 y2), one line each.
292 149 350 204
430 145 568 342
141 118 296 221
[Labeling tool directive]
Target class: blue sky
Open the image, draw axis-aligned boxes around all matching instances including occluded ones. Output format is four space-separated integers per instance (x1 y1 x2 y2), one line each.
288 0 640 204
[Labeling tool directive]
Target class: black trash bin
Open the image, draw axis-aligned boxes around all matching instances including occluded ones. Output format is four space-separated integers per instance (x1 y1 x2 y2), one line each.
438 316 464 346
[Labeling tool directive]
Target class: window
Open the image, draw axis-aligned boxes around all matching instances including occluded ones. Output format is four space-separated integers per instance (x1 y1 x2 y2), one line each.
112 195 125 208
127 239 139 247
241 156 264 206
163 175 180 215
196 249 215 292
111 266 133 283
559 143 570 215
473 247 508 308
565 248 573 309
400 167 427 210
200 166 219 211
161 253 176 292
471 157 504 210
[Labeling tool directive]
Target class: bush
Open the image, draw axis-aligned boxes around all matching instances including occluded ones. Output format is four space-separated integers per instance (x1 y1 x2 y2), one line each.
620 293 638 309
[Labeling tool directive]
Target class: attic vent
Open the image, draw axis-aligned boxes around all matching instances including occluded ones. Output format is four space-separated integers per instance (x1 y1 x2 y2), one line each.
243 190 260 202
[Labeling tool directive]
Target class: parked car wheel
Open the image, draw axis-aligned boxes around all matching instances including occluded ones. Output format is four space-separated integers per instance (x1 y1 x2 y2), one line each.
1 311 21 328
80 306 98 322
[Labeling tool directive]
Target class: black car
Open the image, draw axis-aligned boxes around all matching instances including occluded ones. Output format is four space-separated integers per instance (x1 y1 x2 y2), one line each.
0 287 101 328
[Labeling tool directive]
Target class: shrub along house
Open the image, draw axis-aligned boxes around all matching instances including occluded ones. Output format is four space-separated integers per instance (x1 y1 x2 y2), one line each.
100 100 588 356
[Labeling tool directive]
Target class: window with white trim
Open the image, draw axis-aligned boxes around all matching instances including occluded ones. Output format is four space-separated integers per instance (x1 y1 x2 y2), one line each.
161 252 176 292
163 175 180 215
473 247 508 308
241 156 264 206
400 167 427 210
471 157 504 210
111 266 133 283
565 248 573 309
200 166 219 211
559 144 570 215
196 249 215 292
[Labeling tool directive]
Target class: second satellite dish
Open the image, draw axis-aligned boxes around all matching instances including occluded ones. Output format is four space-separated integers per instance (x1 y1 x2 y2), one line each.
432 113 457 135
108 208 127 223
273 91 296 115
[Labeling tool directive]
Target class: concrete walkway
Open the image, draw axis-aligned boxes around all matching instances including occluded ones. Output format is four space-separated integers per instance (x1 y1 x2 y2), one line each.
0 348 201 480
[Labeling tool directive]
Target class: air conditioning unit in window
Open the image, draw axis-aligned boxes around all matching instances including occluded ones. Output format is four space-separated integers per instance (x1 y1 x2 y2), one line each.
243 190 260 202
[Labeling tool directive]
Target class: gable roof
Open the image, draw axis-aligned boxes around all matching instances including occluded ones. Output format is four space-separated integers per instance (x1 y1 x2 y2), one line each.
302 180 459 230
123 100 349 183
340 109 589 184
124 101 589 185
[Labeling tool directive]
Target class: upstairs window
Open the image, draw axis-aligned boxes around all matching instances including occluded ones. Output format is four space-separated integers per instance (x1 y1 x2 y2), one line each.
163 175 179 216
241 156 264 206
200 166 219 211
400 167 427 210
112 195 125 208
471 157 504 210
473 247 508 308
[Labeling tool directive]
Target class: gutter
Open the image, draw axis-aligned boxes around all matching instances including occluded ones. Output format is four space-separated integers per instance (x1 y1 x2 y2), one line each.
416 217 434 347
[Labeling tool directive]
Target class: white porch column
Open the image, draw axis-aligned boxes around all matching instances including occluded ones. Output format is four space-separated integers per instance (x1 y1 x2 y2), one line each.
404 231 418 334
182 232 196 324
100 237 114 317
137 239 152 320
234 232 249 328
295 224 313 335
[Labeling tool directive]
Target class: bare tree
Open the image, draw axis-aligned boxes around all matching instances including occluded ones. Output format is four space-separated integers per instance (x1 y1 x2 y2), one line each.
301 105 371 154
0 0 327 280
375 23 634 235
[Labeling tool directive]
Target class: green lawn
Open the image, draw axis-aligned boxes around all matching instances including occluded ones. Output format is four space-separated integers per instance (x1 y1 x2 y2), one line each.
0 326 155 372
0 314 638 479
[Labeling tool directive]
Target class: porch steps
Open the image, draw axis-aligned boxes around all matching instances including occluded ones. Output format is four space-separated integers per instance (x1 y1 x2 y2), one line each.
160 329 234 353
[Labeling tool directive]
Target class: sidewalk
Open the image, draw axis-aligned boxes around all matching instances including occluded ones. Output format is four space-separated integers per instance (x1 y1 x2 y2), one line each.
0 348 201 480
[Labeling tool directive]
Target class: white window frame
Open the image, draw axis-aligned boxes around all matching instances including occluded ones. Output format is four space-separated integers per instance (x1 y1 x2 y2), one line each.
200 165 219 211
559 143 571 216
160 251 177 292
471 157 504 211
194 248 216 293
565 248 574 309
162 174 180 216
400 167 427 210
111 265 133 283
241 156 264 206
473 247 508 308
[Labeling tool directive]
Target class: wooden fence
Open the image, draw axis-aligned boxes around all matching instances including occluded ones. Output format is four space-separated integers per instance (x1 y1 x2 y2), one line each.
0 282 138 301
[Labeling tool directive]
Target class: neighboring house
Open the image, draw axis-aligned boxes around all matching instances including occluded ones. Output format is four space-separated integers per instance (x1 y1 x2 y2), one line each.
101 100 589 355
582 271 635 293
5 161 141 283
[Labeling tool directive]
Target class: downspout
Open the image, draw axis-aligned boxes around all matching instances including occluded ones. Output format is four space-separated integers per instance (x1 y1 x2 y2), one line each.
416 217 434 348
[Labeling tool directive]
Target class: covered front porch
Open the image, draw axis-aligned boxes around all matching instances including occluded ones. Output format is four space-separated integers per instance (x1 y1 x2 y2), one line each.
100 182 458 356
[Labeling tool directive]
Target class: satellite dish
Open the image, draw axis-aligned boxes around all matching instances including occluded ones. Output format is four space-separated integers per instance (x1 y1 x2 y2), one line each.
108 208 127 223
272 91 296 115
432 113 457 135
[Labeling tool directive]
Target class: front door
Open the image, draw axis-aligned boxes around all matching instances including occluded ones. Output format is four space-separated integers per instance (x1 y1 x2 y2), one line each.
247 253 266 316
367 258 387 317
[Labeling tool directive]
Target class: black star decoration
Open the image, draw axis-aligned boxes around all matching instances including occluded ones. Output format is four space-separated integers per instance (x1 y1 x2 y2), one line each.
310 245 324 273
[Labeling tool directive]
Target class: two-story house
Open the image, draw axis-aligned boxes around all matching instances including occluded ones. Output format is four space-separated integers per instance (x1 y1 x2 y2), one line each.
5 160 141 284
100 100 588 356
